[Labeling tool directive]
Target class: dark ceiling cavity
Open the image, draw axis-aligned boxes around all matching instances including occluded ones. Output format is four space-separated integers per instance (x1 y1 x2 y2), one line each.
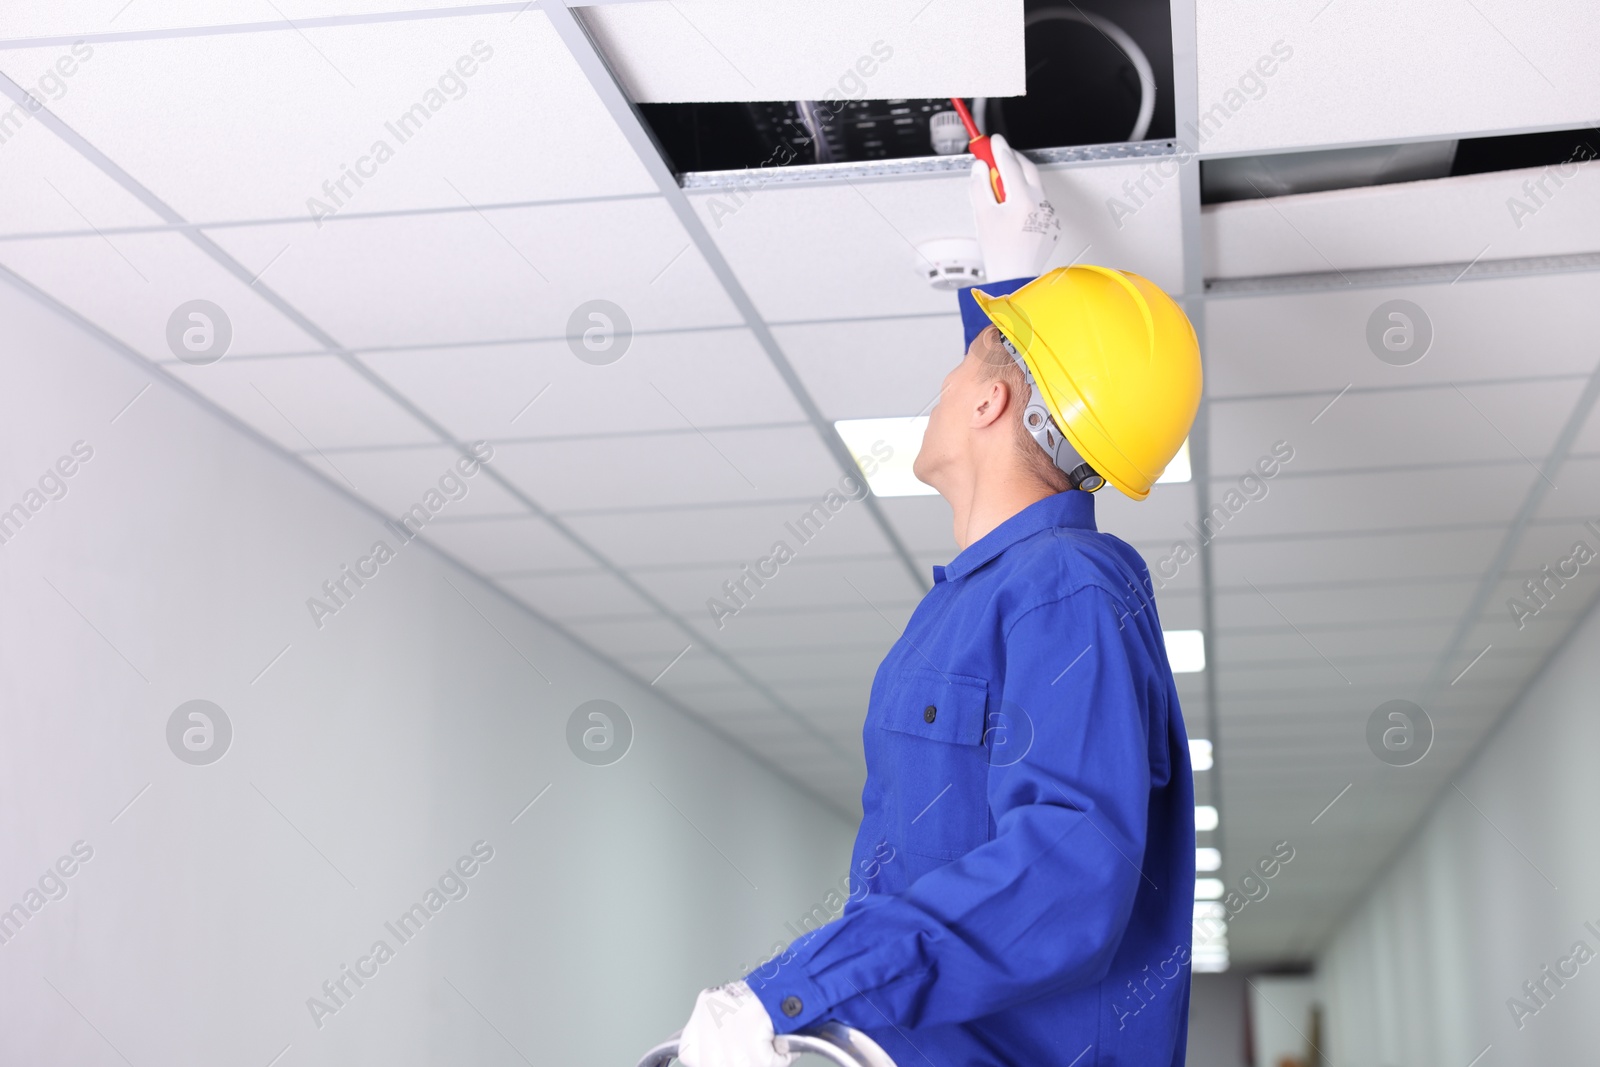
639 0 1176 174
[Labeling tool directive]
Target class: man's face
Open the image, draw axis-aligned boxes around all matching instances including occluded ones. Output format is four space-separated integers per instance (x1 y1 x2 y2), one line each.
912 342 989 492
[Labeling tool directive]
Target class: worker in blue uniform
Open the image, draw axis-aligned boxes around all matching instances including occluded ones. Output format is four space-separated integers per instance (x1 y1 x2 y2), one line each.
676 135 1205 1067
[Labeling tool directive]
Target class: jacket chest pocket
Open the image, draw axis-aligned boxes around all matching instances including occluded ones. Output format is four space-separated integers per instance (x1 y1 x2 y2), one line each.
875 668 991 860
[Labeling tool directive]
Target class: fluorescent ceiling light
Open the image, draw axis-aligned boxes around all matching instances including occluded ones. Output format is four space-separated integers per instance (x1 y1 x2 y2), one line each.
1195 805 1219 832
1189 738 1213 771
1196 847 1222 872
1156 438 1190 484
1164 630 1206 673
1194 877 1225 900
1193 915 1228 945
834 417 938 498
1193 954 1230 973
1193 901 1226 921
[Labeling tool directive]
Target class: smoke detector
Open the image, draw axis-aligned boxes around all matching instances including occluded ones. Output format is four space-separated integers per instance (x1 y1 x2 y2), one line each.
915 238 984 290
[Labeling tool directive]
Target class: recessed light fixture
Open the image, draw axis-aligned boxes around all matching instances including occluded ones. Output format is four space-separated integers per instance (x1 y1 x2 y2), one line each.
1192 905 1229 973
1195 877 1224 900
1164 629 1206 673
1195 804 1219 832
834 417 939 497
1189 738 1213 771
1156 438 1191 484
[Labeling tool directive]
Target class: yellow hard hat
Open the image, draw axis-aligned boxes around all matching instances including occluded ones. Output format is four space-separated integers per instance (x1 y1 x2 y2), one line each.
972 265 1202 501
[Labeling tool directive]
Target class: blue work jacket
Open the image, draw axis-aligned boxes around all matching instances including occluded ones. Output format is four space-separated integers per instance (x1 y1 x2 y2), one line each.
744 280 1196 1067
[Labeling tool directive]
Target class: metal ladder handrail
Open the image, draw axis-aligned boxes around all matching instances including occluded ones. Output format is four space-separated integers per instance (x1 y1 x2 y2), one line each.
635 1022 897 1067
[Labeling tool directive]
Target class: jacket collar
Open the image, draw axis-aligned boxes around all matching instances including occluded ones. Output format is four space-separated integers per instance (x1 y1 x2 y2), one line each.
936 491 1097 583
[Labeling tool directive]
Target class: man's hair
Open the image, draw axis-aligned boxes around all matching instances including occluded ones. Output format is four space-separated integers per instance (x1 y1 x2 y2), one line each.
972 325 1073 493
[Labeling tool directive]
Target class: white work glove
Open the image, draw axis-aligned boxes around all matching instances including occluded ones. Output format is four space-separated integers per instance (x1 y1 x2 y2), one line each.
969 133 1061 281
677 980 796 1067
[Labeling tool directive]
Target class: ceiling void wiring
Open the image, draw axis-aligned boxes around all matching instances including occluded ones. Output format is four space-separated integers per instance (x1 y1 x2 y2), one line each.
795 98 834 163
974 6 1157 143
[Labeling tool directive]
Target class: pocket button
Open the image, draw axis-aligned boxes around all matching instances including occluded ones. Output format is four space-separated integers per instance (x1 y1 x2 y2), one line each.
924 705 937 723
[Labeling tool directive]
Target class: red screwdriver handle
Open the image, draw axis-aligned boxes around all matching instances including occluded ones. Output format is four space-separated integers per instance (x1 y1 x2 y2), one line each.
948 98 1006 203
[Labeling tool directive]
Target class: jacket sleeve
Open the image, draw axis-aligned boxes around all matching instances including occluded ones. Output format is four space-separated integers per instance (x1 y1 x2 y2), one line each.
744 587 1157 1032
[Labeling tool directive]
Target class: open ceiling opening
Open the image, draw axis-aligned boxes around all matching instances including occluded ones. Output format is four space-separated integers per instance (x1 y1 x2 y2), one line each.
638 0 1175 174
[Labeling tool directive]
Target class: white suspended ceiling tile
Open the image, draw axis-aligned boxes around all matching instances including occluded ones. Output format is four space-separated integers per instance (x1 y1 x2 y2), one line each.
1431 645 1547 694
628 554 922 617
735 645 892 685
688 603 911 651
293 443 528 517
0 1 515 39
771 315 962 422
1531 456 1600 523
1201 465 1529 540
1210 526 1503 586
1505 516 1600 575
1455 591 1594 661
1210 619 1455 670
1204 165 1600 280
0 231 317 357
1212 577 1480 630
2 13 657 223
671 687 780 716
165 354 437 451
1144 594 1202 632
624 646 744 690
1205 273 1600 399
416 514 594 573
1194 0 1598 155
1213 691 1417 722
1134 548 1202 598
779 680 877 714
1568 398 1600 454
564 498 894 568
209 201 739 349
578 0 1024 103
1209 379 1581 475
712 715 838 752
360 329 806 441
689 159 1185 325
1094 483 1205 549
491 425 846 512
499 569 659 621
496 422 851 515
564 615 692 658
877 494 955 556
0 102 165 234
1214 657 1432 693
1480 569 1597 631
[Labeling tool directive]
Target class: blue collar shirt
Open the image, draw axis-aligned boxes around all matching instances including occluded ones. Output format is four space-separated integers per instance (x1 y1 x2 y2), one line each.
745 490 1197 1067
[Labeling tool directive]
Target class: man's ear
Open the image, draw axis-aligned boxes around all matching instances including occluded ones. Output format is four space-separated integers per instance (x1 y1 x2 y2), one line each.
970 376 1012 430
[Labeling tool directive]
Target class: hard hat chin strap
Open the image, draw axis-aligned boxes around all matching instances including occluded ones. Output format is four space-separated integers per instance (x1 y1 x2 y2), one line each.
996 335 1105 493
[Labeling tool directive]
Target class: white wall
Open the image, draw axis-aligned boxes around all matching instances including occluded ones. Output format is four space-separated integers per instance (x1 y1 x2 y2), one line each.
1316 598 1600 1067
1187 972 1250 1067
0 282 855 1066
